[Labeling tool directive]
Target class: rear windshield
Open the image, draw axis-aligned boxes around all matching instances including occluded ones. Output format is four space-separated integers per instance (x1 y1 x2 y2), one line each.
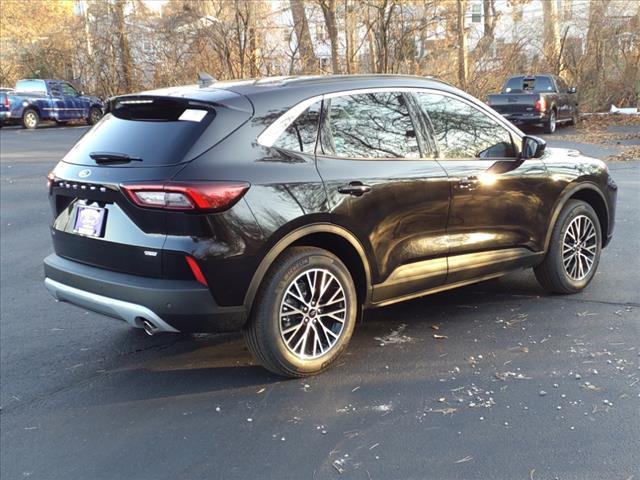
503 76 555 93
65 98 215 167
15 79 47 94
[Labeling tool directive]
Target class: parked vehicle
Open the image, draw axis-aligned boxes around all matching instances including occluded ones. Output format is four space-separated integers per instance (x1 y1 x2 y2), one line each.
0 88 12 127
44 75 617 377
486 74 579 133
4 79 104 129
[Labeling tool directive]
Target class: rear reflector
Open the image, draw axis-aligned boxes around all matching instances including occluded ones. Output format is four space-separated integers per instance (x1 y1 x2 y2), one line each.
121 182 250 212
185 256 208 286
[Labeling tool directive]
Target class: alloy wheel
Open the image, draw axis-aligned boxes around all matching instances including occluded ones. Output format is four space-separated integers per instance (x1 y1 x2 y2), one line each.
24 112 37 128
562 215 597 281
279 268 347 359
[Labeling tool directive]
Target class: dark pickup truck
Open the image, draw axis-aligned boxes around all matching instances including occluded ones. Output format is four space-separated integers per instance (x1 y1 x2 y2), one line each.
486 75 578 133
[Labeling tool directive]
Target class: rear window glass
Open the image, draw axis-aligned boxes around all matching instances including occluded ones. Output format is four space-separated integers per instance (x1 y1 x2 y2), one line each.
66 99 215 166
15 79 47 93
504 76 554 93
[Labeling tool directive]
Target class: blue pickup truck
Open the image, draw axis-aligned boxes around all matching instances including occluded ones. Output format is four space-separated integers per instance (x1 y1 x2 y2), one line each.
0 79 104 129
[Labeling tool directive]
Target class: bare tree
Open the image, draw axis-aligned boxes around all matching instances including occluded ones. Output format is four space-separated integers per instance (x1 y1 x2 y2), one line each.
318 0 340 74
542 0 562 73
290 0 317 73
456 0 468 89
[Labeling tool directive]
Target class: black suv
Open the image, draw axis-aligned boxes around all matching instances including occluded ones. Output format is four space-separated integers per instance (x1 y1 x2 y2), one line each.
44 75 617 377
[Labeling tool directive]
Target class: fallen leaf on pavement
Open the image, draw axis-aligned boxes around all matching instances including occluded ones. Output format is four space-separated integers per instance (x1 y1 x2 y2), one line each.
454 455 473 464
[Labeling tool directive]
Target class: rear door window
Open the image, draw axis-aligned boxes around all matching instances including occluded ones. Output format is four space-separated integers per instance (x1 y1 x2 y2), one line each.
320 92 419 159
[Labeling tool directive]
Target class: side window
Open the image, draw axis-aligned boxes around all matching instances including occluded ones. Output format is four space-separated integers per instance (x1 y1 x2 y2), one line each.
62 83 79 96
322 92 419 159
50 83 62 96
416 92 516 159
273 101 321 153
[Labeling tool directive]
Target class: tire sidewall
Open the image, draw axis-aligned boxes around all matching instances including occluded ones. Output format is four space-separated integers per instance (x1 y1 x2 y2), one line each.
258 250 357 375
550 201 601 292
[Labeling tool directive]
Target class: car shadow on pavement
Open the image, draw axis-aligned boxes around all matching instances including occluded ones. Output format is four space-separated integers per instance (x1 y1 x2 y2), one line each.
84 270 550 407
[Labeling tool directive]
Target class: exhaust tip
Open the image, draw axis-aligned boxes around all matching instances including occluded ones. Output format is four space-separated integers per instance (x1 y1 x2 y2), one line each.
142 319 158 336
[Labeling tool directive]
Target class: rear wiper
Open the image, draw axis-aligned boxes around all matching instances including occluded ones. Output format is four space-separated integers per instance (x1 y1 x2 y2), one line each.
90 152 143 164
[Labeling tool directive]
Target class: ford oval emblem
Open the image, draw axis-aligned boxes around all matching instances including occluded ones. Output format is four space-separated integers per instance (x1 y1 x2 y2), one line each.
78 169 92 178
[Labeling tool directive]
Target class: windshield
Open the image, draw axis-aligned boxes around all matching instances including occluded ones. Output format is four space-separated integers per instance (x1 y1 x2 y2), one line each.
15 79 47 94
503 76 555 93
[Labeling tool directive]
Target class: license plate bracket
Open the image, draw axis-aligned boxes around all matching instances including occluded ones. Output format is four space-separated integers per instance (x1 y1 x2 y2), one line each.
73 205 106 237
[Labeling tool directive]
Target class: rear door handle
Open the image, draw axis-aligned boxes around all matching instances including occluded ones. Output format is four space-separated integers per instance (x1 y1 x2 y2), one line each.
338 181 372 197
458 175 480 189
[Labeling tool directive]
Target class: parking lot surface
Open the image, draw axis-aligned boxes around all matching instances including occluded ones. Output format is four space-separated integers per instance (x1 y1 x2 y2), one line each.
1 125 638 479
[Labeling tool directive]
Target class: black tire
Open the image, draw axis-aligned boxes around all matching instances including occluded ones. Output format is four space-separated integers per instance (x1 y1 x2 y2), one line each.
534 200 601 294
543 109 557 133
87 106 102 125
243 246 357 377
22 109 39 129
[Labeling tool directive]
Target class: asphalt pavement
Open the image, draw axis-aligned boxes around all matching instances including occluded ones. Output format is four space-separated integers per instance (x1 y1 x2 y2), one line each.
1 124 638 480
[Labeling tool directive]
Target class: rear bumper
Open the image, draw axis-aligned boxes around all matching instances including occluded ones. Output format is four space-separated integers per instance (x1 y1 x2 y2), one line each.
0 111 10 121
500 112 549 124
44 254 246 333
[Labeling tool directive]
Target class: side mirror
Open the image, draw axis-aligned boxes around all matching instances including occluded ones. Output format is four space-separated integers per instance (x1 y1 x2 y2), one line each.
78 90 84 96
568 86 577 94
521 135 546 159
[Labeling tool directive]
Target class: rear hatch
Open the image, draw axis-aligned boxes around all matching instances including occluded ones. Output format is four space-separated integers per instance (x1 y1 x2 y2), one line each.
486 92 540 115
49 90 252 278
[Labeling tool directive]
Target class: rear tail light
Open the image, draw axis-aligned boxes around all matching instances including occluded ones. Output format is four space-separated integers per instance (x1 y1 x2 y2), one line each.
535 97 546 112
47 172 55 191
3 95 9 108
121 182 250 212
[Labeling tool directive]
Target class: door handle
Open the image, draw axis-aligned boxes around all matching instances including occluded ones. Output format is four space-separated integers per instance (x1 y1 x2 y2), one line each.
338 181 372 197
458 175 480 189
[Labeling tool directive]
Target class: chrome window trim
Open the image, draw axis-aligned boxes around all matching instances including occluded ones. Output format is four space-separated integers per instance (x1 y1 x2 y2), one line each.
256 86 525 149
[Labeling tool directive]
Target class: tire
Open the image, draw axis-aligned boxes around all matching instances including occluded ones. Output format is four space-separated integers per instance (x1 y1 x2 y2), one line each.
543 109 557 133
534 200 601 294
243 246 357 377
87 106 102 125
22 109 39 129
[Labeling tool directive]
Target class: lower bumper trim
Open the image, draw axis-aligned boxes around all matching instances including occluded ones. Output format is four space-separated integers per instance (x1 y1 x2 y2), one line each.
44 277 180 333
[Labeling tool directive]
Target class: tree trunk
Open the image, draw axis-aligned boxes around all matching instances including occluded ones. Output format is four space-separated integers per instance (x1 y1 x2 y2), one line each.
114 0 132 92
542 0 561 73
290 0 317 73
482 0 496 42
456 0 468 89
319 0 340 74
345 0 357 74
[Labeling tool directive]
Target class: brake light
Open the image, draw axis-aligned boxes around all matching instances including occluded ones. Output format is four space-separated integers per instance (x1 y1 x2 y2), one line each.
121 182 250 212
185 256 208 286
535 97 546 112
3 95 9 108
